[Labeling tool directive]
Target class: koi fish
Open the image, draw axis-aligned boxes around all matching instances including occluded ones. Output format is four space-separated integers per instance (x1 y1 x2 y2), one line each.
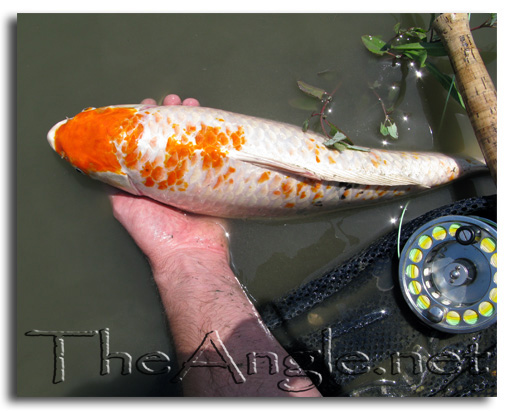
47 105 485 218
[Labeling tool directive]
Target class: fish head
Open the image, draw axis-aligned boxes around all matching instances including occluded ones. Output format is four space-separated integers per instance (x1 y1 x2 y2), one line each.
47 106 140 195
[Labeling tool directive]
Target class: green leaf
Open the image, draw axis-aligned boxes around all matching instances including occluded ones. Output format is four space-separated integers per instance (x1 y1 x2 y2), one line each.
389 41 446 67
361 35 388 55
420 42 447 56
338 142 370 152
425 62 466 109
391 41 447 57
332 142 347 151
297 80 326 100
387 122 398 139
380 122 389 136
404 27 427 41
324 131 368 152
332 141 370 152
325 120 354 145
302 118 310 132
324 131 348 146
402 49 428 67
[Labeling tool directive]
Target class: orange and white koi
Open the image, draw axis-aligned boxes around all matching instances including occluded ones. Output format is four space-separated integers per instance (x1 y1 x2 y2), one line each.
47 105 485 218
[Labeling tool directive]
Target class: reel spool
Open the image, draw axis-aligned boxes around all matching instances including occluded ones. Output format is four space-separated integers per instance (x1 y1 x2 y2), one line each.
399 215 497 333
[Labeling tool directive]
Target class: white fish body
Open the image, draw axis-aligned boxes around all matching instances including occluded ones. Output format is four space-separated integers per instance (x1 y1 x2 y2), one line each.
47 105 485 218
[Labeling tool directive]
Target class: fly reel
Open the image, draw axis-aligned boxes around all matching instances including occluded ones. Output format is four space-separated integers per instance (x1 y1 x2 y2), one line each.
399 215 497 333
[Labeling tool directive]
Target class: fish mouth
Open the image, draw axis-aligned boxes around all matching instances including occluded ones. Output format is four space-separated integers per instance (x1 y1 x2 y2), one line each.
47 118 68 151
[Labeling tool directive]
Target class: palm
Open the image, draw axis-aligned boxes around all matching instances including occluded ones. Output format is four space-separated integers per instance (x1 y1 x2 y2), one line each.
110 193 229 263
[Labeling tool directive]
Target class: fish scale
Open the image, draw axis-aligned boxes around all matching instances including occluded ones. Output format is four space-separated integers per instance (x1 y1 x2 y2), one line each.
47 104 486 218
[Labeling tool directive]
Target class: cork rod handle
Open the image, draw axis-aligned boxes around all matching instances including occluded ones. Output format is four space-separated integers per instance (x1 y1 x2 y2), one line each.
433 13 497 185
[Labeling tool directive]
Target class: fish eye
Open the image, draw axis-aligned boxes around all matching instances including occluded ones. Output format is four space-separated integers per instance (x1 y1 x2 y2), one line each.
75 168 85 175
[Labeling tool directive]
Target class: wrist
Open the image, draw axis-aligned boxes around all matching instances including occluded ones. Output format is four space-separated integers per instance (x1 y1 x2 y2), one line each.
149 246 231 286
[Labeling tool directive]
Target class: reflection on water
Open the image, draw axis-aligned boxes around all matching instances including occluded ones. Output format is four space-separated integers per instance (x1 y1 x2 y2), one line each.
18 13 496 396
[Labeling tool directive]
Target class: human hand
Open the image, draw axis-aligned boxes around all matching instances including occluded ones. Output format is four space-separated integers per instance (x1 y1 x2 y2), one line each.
109 94 230 273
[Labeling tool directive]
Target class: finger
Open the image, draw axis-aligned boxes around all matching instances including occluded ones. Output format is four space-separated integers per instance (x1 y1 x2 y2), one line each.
141 98 157 105
183 98 200 107
163 94 182 106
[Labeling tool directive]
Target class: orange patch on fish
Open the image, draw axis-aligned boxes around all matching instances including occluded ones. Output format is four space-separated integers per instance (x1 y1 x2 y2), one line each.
213 176 223 189
258 171 271 183
143 122 247 192
54 107 142 174
281 181 294 198
295 182 306 195
224 166 236 181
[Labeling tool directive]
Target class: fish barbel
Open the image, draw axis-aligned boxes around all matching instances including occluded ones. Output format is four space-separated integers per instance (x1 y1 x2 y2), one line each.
47 105 485 218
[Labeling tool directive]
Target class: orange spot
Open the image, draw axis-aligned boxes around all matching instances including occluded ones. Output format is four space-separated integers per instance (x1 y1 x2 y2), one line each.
151 166 165 182
167 171 177 186
202 154 212 170
328 156 336 164
125 151 140 170
281 181 294 198
219 133 229 145
153 111 163 123
313 192 323 200
229 126 246 151
273 190 281 196
213 176 223 189
258 171 270 183
223 166 236 180
54 107 141 174
296 182 306 195
144 177 155 187
141 161 153 178
310 182 322 193
285 203 295 208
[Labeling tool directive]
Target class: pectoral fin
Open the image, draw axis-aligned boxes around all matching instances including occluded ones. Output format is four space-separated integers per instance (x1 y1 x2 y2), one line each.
229 150 428 187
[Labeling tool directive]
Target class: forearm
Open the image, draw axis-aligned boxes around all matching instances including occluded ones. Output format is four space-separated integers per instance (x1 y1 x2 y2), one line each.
151 249 322 397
